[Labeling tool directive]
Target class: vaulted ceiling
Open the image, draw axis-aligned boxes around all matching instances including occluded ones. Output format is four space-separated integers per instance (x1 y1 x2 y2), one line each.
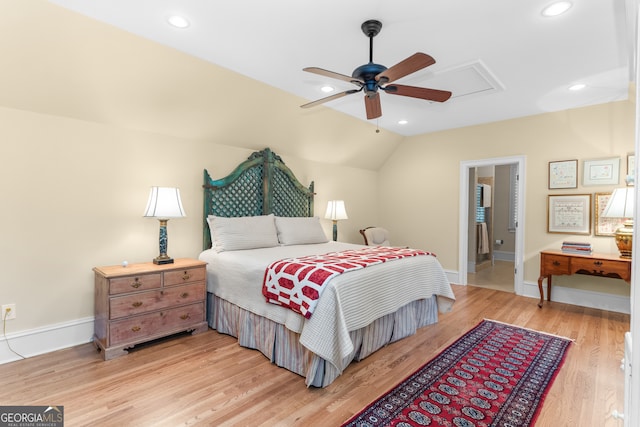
48 0 632 136
0 1 634 170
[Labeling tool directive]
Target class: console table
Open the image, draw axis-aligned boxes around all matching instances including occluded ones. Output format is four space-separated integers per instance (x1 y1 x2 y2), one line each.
537 250 631 308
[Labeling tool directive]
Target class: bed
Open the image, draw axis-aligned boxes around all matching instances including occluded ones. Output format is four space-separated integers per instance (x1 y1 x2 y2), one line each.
199 148 455 387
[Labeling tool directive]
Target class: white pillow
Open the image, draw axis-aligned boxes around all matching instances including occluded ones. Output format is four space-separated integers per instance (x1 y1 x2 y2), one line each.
275 216 329 245
207 214 279 252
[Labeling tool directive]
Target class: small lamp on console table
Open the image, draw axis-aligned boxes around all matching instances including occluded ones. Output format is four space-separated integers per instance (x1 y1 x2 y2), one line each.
144 187 186 264
325 200 348 241
602 182 634 258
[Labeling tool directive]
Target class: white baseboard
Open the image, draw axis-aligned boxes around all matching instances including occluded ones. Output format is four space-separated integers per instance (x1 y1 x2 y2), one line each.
0 317 94 365
445 270 459 284
444 269 630 314
493 251 515 262
520 281 630 314
0 275 630 365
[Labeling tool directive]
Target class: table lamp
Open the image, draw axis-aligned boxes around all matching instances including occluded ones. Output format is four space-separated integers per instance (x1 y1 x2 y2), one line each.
602 186 634 258
144 187 186 264
325 200 348 241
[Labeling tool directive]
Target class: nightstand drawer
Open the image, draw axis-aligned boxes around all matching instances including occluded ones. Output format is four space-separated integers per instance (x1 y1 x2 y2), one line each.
110 282 205 319
164 266 206 286
571 258 630 281
109 302 205 346
541 254 570 275
109 273 162 295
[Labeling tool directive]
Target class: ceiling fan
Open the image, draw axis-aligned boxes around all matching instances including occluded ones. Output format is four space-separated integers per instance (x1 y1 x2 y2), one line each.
301 19 452 120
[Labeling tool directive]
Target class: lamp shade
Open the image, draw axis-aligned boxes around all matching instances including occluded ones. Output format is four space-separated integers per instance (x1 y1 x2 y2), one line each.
143 187 186 219
602 188 634 218
325 200 348 220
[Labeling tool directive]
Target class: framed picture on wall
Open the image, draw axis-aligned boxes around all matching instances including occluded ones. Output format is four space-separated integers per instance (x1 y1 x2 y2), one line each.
548 159 578 189
547 194 592 235
583 157 620 186
628 154 635 181
594 192 627 236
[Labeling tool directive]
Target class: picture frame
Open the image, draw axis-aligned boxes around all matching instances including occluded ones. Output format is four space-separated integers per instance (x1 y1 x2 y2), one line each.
547 194 592 235
583 157 620 186
594 192 626 236
548 159 578 189
627 154 635 181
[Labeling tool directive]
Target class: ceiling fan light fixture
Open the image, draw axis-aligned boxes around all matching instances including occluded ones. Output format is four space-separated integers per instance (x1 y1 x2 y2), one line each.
320 85 334 93
167 15 190 28
541 1 572 17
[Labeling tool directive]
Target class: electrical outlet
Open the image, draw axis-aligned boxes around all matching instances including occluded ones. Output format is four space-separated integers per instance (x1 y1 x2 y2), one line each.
2 304 16 320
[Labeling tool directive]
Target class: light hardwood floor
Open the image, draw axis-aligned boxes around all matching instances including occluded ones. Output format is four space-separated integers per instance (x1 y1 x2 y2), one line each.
468 260 514 293
0 285 629 426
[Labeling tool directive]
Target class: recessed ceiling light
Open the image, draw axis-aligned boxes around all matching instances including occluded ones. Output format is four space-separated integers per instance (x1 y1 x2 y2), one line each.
320 86 334 93
167 15 190 28
569 83 586 91
398 120 408 125
542 1 572 17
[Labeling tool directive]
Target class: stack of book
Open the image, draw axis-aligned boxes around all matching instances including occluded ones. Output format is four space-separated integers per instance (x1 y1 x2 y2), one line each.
561 241 592 254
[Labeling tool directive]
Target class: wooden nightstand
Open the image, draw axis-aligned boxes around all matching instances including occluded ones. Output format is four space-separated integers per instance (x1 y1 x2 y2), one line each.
93 258 208 360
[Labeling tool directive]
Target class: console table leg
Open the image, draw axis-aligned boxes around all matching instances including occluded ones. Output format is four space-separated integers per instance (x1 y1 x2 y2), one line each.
537 276 544 308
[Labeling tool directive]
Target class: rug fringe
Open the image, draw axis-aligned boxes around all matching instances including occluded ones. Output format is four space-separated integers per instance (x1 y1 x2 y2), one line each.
483 318 575 342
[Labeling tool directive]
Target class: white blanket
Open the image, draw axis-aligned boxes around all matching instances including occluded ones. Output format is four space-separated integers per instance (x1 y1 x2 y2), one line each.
199 242 455 373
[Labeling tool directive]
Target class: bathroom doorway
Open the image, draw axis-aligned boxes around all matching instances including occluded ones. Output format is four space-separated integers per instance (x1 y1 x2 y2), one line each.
458 156 525 295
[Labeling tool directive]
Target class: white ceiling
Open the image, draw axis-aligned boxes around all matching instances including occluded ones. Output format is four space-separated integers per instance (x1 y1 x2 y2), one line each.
48 0 632 137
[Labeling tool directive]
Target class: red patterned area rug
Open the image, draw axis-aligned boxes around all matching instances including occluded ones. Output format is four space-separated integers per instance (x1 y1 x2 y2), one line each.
342 319 572 427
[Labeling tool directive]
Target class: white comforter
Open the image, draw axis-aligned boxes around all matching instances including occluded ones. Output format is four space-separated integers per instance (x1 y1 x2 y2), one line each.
199 242 455 373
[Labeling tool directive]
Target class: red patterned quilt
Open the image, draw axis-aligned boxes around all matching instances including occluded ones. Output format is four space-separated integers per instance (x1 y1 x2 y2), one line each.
262 247 435 319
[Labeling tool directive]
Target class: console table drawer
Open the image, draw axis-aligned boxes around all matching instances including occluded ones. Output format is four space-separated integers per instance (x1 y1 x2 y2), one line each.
571 258 631 281
540 254 570 275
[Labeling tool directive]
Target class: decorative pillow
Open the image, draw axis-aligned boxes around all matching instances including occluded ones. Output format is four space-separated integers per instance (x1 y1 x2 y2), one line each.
207 214 279 252
275 216 329 245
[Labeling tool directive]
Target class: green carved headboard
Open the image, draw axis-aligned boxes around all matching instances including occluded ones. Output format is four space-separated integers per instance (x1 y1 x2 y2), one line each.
202 148 315 249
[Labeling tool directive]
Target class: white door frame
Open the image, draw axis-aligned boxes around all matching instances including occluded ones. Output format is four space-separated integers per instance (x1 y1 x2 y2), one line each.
458 155 526 295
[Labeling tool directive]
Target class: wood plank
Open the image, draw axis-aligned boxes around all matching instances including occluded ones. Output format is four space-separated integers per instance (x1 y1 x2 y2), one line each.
0 285 628 426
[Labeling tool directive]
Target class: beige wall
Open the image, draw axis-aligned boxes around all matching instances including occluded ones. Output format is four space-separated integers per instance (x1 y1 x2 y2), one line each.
0 105 378 332
2 98 633 337
379 100 634 296
0 0 634 339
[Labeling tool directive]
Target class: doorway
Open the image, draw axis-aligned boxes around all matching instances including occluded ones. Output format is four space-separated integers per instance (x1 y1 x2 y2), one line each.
458 156 526 295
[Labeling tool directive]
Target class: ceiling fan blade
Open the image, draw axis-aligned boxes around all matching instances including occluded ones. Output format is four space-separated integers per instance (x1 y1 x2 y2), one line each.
384 84 452 102
300 89 360 109
376 52 435 84
303 67 364 85
364 93 382 119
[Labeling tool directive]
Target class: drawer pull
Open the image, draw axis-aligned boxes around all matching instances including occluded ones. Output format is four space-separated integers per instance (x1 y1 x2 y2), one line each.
552 261 560 266
131 326 141 332
180 314 190 320
132 301 143 308
594 261 603 266
180 292 189 298
131 278 142 289
182 272 191 281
